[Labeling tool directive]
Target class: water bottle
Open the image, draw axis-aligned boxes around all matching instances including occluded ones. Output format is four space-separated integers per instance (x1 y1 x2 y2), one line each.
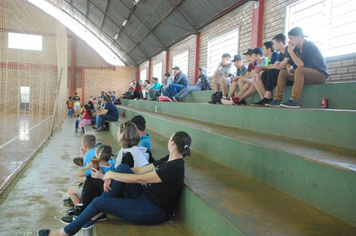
155 106 158 113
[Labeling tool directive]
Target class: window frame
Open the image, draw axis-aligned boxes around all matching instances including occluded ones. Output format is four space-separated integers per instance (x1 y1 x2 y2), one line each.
172 50 189 77
206 27 240 77
284 0 356 60
152 61 163 84
8 32 43 51
140 68 147 82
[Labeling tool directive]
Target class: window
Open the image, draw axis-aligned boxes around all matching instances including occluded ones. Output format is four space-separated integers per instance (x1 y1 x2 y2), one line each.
173 50 189 76
153 61 163 84
285 0 356 58
207 28 239 76
140 68 147 81
8 33 43 51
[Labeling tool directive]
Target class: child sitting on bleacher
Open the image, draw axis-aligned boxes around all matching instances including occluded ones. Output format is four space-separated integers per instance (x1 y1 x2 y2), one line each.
38 131 192 235
61 144 115 224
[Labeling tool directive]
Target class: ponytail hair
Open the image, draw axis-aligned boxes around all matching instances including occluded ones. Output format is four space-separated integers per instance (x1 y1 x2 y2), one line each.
172 131 192 157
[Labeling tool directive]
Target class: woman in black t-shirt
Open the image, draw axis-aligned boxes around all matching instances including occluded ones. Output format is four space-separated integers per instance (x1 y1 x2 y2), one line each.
37 131 192 236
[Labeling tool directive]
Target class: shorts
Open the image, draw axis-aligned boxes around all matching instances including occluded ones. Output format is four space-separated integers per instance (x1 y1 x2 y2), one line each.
221 77 231 88
74 104 80 110
246 78 252 82
76 185 83 199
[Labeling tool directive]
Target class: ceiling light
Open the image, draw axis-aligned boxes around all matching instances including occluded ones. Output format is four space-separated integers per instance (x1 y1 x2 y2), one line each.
133 0 140 5
122 19 128 27
114 33 118 40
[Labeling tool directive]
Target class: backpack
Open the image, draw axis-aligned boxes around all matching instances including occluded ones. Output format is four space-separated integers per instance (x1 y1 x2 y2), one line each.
210 91 223 104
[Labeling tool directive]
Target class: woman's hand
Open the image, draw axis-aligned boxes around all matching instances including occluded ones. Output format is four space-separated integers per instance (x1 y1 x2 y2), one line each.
247 81 253 87
91 168 104 179
103 178 112 192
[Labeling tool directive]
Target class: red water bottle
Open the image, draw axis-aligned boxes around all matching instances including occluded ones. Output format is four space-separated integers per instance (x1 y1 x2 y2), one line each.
121 110 125 117
321 98 328 108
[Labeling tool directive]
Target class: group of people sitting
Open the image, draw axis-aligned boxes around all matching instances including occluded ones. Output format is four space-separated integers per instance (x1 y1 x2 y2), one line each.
124 65 211 102
212 26 328 108
37 115 192 236
123 26 328 108
66 91 120 133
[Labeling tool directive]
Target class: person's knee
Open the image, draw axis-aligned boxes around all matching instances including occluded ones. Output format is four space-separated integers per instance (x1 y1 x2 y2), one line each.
68 187 76 195
115 164 132 173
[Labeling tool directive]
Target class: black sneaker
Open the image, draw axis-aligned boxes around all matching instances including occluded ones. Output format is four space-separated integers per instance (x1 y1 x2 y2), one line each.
252 98 272 106
73 157 84 167
63 198 74 207
67 204 84 216
91 126 98 130
235 99 246 105
61 214 75 224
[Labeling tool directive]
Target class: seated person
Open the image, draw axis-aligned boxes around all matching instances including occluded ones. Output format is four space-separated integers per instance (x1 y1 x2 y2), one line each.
210 53 236 101
111 91 116 103
61 144 115 224
64 135 97 207
141 80 151 100
173 67 211 102
131 80 143 100
148 77 161 100
161 73 174 96
252 34 294 106
92 96 119 132
168 66 190 97
74 104 93 134
131 115 151 151
37 131 192 236
266 27 329 108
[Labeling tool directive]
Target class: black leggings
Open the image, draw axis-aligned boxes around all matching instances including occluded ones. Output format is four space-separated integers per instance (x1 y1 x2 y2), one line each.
262 69 294 92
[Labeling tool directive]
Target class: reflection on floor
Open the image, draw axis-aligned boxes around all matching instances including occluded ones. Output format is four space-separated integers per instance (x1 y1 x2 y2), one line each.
0 112 53 192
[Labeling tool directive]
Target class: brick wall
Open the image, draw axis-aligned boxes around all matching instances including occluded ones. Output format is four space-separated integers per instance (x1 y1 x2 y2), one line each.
84 66 136 102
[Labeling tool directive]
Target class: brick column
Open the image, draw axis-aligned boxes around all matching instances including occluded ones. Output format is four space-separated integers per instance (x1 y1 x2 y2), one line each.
69 37 77 97
250 0 264 48
165 50 170 73
193 34 200 84
148 60 152 80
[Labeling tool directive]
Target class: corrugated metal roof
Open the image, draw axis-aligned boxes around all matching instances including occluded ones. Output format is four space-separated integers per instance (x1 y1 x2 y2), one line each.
46 0 250 66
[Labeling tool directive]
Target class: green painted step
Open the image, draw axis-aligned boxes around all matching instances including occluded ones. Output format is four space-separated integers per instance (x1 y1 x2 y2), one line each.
106 123 356 235
115 106 356 227
120 100 356 151
183 81 356 110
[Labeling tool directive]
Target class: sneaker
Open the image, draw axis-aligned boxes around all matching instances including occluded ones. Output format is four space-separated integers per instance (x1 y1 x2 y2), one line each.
74 131 78 134
37 229 51 236
73 157 84 167
82 220 95 230
172 97 178 102
80 130 85 134
280 98 300 108
61 214 75 224
95 127 104 132
252 98 272 106
91 126 98 130
63 198 74 207
265 98 282 107
236 99 246 105
221 97 240 105
166 97 173 102
67 204 84 216
96 213 107 222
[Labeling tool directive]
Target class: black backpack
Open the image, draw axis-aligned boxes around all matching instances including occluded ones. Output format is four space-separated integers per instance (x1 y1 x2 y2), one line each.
210 91 223 104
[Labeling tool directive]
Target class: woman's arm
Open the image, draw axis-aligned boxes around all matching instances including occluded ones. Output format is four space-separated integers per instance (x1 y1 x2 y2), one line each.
104 169 162 184
131 163 154 175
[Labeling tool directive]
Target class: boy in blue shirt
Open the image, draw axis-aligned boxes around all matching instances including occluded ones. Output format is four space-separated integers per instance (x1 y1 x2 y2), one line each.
149 77 162 101
131 115 151 151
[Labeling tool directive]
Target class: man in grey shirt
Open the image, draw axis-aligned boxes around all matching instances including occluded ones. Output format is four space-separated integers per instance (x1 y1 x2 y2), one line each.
212 53 236 99
168 66 190 97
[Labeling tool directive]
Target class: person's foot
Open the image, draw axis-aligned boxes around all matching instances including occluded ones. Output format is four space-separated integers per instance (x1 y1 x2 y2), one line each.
221 97 240 105
67 204 84 216
74 131 77 134
280 98 300 108
172 97 178 102
252 98 272 106
37 229 63 236
61 215 75 224
95 127 104 132
80 130 85 134
265 98 282 107
166 97 173 102
73 157 84 167
63 198 74 207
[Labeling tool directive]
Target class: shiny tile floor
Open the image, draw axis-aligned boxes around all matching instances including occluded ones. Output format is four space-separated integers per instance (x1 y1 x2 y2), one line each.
0 115 83 235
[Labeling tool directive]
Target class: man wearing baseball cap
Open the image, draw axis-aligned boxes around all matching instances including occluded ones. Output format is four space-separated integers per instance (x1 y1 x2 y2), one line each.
168 66 190 98
266 27 329 108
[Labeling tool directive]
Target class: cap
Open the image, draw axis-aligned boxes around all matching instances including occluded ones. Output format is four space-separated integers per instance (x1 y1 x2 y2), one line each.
131 115 146 126
288 27 308 37
253 47 263 56
242 49 254 55
172 66 180 70
231 54 243 62
164 72 170 77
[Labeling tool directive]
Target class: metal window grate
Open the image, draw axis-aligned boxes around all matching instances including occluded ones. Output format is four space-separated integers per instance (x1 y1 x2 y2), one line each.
285 0 356 57
207 28 239 76
153 61 163 84
140 68 147 81
173 50 189 76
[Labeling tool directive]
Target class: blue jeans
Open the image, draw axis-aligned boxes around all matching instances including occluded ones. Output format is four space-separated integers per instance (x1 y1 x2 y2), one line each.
174 85 201 100
95 114 118 128
149 89 160 99
74 119 82 132
68 109 73 116
168 84 186 97
162 87 170 96
64 164 172 235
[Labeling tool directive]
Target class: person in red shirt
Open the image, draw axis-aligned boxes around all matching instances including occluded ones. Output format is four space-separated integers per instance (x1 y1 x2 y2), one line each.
66 96 74 118
75 104 93 134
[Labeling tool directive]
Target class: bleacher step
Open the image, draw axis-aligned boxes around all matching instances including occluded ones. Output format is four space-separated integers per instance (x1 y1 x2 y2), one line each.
115 105 356 227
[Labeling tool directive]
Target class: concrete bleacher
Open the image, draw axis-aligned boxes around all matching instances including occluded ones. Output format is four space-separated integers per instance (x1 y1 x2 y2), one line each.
83 82 356 235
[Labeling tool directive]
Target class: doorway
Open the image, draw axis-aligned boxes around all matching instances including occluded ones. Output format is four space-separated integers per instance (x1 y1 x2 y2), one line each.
19 86 30 112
